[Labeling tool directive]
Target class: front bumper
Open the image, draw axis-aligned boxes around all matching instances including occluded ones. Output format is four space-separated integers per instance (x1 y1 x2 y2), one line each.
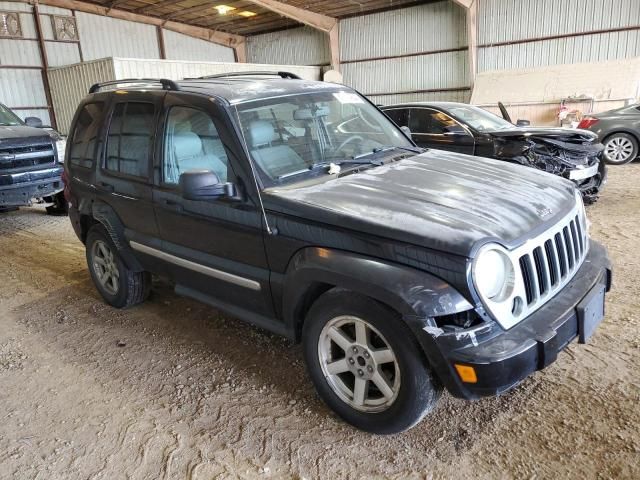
0 166 63 206
421 240 611 400
567 160 607 203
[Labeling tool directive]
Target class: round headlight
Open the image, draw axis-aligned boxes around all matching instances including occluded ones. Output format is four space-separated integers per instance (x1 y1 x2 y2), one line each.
473 245 515 302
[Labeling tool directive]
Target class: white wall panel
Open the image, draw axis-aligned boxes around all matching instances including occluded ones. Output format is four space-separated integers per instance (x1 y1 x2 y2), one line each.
75 11 160 61
0 69 47 107
247 26 329 66
0 1 31 12
0 39 41 66
341 1 466 61
45 41 81 67
19 11 36 38
36 5 72 16
479 0 640 45
478 30 640 72
163 29 235 63
342 50 469 96
370 89 471 107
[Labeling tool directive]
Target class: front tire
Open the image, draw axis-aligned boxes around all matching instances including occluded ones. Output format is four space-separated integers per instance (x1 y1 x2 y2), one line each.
302 289 442 434
603 133 638 165
86 225 151 308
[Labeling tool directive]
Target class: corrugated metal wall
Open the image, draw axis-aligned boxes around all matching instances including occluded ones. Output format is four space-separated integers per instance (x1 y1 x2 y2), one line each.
0 1 239 130
75 12 160 61
339 1 469 105
162 29 235 62
0 1 50 124
247 26 330 66
478 0 640 71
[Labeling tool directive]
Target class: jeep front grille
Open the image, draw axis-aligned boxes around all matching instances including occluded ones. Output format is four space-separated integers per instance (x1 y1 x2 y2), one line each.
518 213 588 308
476 198 589 331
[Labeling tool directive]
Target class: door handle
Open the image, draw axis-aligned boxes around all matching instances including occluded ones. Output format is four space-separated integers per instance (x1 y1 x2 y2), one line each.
97 181 114 193
160 198 183 212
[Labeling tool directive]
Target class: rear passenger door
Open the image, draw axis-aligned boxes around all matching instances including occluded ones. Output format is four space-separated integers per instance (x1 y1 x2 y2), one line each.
150 93 275 320
408 107 475 154
94 92 163 249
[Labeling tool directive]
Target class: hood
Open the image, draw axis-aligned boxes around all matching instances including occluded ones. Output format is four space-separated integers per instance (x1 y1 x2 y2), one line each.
266 150 577 257
0 125 53 144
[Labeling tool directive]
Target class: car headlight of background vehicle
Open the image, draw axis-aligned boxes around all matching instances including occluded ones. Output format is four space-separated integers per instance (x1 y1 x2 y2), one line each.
55 139 66 163
472 244 515 303
46 129 67 163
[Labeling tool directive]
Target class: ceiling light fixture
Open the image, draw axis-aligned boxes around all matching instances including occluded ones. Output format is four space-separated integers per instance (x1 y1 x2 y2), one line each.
214 5 236 15
238 10 257 17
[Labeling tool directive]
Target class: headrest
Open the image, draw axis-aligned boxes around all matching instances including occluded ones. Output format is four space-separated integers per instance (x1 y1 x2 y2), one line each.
173 131 202 158
249 120 276 147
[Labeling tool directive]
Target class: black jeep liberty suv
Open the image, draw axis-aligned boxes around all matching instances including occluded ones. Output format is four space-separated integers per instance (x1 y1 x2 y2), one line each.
0 102 67 214
64 73 612 434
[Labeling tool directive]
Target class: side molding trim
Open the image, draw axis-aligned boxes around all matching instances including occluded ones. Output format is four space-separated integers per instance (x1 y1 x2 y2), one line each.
129 241 261 291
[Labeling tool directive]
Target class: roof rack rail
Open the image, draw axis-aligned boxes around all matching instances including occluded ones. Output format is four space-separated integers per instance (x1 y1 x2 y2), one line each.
89 78 180 94
192 71 302 80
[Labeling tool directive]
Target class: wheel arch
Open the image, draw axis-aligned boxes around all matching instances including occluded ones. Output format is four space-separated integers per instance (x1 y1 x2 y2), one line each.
83 201 145 272
282 247 473 342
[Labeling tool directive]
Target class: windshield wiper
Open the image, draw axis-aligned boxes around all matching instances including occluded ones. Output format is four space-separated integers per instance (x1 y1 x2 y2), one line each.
362 145 425 158
309 158 385 171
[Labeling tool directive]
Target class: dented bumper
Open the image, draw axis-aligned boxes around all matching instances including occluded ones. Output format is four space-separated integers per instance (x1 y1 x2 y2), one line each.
0 166 64 206
415 241 611 400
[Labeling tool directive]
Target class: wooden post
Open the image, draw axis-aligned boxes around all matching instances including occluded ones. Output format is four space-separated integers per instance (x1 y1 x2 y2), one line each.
33 3 58 130
156 25 166 59
452 0 478 87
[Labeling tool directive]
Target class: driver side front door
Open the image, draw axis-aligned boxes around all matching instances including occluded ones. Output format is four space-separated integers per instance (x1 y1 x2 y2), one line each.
148 93 276 325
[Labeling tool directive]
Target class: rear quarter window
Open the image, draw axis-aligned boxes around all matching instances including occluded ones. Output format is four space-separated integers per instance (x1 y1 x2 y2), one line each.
69 102 105 169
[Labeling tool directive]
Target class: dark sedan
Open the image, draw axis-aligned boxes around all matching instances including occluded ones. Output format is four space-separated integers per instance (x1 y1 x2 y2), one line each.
382 102 606 204
578 104 640 165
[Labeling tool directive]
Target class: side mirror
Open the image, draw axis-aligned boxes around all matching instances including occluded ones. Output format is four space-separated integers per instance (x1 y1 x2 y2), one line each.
179 170 236 201
25 116 43 128
444 124 467 135
400 125 412 138
516 119 531 127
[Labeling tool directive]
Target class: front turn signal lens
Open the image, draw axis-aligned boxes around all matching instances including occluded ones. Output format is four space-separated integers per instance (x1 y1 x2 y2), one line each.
454 364 478 383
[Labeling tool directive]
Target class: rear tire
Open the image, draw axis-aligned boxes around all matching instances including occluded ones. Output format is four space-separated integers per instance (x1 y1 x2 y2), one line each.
602 133 638 165
45 191 69 216
302 288 442 434
86 224 150 308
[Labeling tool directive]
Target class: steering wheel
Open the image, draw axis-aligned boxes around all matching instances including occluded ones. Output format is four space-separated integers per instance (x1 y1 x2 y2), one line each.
335 135 364 153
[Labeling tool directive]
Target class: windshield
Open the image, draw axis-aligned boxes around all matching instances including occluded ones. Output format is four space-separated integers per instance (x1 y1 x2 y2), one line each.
447 104 514 132
234 90 413 183
0 103 23 126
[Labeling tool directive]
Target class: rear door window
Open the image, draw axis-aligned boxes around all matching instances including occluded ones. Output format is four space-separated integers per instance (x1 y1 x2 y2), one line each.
105 102 155 178
69 102 104 168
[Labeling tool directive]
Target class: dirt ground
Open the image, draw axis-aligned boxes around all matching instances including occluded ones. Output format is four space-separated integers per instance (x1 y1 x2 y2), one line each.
0 165 638 480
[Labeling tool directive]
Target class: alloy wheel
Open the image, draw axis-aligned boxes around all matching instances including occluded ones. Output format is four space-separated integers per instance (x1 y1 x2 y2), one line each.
91 240 120 295
604 136 634 163
318 315 400 412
